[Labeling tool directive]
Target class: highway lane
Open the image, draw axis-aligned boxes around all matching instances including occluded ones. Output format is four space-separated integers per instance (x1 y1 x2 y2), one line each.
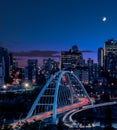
63 101 117 128
11 98 89 129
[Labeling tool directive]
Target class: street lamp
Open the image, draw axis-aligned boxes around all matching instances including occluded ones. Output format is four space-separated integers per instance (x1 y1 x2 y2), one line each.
3 85 7 89
22 81 30 88
21 80 32 92
23 82 30 93
24 83 29 88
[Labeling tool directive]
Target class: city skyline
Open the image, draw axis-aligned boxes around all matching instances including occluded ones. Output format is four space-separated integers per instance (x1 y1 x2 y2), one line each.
0 1 117 128
1 0 117 64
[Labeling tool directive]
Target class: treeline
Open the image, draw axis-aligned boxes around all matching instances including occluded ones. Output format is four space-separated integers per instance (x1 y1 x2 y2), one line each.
0 86 42 122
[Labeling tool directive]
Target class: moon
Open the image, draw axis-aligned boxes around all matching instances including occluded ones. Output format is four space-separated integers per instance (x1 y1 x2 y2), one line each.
102 17 107 22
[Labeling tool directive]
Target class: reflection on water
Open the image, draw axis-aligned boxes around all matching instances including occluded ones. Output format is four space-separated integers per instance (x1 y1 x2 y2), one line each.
73 104 117 129
95 122 117 129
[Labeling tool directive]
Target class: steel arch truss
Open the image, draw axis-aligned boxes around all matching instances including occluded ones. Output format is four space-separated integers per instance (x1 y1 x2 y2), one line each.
26 71 91 121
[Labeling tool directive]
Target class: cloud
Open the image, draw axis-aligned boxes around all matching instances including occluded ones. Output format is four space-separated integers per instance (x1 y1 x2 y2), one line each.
12 50 60 57
12 49 95 58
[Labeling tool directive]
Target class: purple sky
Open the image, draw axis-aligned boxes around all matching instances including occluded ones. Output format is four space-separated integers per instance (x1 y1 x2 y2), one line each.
13 50 96 67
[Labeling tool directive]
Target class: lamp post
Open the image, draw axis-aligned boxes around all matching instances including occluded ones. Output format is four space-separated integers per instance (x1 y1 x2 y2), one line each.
3 85 7 89
24 82 29 93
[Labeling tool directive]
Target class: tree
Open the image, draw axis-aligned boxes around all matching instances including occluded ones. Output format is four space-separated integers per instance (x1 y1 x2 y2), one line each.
15 120 44 130
80 117 89 129
104 107 112 128
57 118 64 130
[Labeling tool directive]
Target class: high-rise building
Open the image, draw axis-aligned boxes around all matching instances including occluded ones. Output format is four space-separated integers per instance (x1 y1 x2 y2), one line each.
22 67 28 80
98 48 104 67
98 48 104 76
104 39 117 77
104 39 117 56
0 47 10 83
0 57 5 87
93 63 98 78
87 58 98 82
9 53 13 69
105 52 117 77
87 58 94 81
60 45 83 70
42 58 59 79
73 66 89 84
27 59 38 81
13 58 18 69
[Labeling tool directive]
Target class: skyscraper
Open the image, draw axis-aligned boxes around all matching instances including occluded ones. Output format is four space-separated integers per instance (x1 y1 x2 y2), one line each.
42 58 59 79
0 47 10 84
60 45 83 70
98 48 104 67
105 52 117 77
27 59 38 81
104 39 117 56
104 39 117 77
0 56 5 87
87 58 94 81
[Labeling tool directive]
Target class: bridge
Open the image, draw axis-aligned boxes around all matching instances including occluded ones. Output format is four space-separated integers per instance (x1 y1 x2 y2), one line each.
11 71 117 129
26 71 92 123
11 71 92 127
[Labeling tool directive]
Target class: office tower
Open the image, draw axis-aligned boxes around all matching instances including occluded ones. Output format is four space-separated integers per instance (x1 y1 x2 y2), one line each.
60 45 83 70
98 48 104 67
42 58 59 79
0 47 10 83
27 59 38 81
0 56 5 87
98 48 104 76
73 66 89 84
104 39 117 56
13 58 18 69
93 63 98 78
22 67 28 80
9 53 13 69
105 52 117 77
87 58 94 81
104 39 117 77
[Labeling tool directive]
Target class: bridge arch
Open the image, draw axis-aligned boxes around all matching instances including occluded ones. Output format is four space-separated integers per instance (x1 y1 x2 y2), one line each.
26 71 92 123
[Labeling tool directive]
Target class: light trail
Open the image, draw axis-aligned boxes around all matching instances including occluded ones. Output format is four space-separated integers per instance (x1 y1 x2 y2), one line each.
63 101 117 128
11 99 89 129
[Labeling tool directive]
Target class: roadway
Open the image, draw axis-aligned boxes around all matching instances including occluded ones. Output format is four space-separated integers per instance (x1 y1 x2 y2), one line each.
62 101 117 128
11 98 89 129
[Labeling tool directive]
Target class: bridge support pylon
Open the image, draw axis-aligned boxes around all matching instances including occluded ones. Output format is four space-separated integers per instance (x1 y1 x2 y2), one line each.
52 117 58 124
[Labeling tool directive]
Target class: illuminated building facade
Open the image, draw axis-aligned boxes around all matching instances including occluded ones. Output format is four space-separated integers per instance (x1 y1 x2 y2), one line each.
60 45 83 70
103 39 117 77
73 67 89 84
98 48 104 67
42 58 59 79
60 45 90 83
105 52 117 77
87 58 93 81
0 56 5 87
0 47 10 84
98 48 104 76
104 39 117 56
27 59 38 81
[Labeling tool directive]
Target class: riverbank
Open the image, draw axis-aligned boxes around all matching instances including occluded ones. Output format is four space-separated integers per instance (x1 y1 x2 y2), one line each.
72 104 117 129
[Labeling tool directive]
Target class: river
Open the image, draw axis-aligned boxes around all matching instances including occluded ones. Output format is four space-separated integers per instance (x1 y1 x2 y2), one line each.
72 104 117 129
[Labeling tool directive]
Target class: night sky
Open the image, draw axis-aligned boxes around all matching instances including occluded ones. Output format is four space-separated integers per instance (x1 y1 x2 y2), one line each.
0 0 117 65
